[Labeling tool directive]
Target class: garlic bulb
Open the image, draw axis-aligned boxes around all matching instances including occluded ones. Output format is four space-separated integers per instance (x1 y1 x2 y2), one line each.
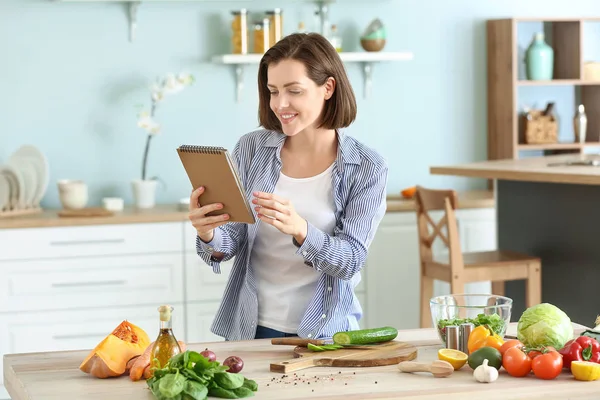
473 359 498 383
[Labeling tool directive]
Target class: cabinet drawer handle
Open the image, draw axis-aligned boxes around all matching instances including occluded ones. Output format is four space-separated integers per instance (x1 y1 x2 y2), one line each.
52 333 105 340
52 280 127 288
49 238 125 246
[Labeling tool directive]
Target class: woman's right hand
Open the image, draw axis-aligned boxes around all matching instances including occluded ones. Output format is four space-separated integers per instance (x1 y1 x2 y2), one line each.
188 186 230 243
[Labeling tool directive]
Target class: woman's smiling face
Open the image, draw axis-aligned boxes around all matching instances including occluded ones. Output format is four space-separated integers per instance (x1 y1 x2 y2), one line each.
267 59 333 137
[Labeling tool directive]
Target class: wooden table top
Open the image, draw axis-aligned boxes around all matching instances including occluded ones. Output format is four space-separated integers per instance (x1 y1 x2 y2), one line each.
0 191 494 229
4 322 596 400
430 153 600 185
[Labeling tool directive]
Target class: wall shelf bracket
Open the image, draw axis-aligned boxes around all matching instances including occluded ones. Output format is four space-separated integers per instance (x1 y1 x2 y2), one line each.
128 1 140 42
234 65 244 103
362 62 374 99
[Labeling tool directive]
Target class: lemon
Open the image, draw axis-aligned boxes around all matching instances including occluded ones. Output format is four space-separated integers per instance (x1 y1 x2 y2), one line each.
438 348 468 370
571 361 600 381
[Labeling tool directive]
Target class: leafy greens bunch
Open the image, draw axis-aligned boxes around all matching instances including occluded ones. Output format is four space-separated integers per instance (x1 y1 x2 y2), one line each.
147 350 258 399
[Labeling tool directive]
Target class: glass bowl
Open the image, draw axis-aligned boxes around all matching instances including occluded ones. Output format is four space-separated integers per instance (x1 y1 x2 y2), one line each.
430 294 513 345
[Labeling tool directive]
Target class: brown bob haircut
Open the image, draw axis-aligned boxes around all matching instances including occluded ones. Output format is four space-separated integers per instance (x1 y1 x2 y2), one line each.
257 32 357 132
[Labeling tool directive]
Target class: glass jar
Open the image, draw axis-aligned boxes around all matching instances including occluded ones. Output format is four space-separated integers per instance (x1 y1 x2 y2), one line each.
266 9 283 47
253 18 271 54
231 9 248 54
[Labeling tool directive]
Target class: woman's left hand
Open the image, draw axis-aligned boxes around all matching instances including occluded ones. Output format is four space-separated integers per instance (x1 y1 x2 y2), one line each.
252 191 308 244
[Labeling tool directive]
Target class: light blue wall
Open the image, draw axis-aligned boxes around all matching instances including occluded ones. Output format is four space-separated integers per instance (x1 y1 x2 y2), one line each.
1 0 600 209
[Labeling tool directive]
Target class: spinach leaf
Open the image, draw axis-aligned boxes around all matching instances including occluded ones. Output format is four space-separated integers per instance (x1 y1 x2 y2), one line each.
183 380 208 400
208 386 238 399
213 372 244 390
158 372 186 398
181 368 209 385
242 378 258 392
232 386 255 398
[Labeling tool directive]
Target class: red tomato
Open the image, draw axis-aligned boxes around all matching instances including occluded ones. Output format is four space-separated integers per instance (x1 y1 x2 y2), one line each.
500 339 524 356
531 350 563 380
503 346 532 377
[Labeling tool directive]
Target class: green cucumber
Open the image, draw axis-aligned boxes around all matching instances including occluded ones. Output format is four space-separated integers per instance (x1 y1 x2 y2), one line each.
332 326 398 345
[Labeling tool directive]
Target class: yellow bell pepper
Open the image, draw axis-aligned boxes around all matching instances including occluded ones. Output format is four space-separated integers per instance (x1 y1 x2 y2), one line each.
467 325 504 353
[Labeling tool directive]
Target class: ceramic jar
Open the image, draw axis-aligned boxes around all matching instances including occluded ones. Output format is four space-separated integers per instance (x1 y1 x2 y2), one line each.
525 32 554 80
57 180 88 209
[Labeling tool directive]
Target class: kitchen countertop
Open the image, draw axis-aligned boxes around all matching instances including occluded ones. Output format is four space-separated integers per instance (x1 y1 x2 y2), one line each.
430 153 600 185
3 322 593 400
0 190 494 229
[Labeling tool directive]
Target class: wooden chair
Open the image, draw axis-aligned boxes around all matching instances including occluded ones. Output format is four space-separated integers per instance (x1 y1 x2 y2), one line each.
415 186 542 328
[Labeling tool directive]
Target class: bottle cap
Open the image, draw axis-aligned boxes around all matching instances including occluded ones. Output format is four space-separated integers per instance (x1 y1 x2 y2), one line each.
158 305 174 322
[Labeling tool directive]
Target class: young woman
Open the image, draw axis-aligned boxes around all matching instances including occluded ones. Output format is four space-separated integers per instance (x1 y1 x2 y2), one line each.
188 32 388 341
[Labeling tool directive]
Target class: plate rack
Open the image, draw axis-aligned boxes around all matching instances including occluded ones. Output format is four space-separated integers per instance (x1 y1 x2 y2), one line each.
0 207 43 218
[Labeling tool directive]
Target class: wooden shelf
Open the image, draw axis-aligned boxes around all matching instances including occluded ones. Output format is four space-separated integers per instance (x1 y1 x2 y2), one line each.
487 17 600 169
517 143 600 151
212 52 414 102
517 79 600 86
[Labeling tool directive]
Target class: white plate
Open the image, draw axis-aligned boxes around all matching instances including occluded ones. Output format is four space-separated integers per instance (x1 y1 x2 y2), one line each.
11 145 49 207
7 155 37 208
0 166 19 210
0 174 9 211
0 165 23 209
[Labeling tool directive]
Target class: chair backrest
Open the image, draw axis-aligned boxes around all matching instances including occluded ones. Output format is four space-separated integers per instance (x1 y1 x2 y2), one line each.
414 186 464 273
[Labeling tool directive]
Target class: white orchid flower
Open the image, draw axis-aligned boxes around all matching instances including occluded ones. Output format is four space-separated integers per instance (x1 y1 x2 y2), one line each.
176 72 195 86
162 73 185 95
151 83 164 102
137 111 161 135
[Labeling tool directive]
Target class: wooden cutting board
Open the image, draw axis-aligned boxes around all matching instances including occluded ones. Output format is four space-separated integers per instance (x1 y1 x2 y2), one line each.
270 340 417 373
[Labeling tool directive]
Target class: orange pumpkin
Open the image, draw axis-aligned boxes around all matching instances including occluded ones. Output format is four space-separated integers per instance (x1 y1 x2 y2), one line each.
79 320 151 378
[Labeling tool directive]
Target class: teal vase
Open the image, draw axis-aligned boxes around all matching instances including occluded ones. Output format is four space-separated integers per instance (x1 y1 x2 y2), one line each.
525 33 554 80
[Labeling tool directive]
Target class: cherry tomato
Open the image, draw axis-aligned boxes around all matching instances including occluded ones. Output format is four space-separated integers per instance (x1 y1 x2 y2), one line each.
502 346 532 377
531 350 563 380
500 339 523 356
528 346 557 359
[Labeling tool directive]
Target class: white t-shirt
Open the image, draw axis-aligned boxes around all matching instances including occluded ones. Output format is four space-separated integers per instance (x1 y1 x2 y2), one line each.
251 163 337 333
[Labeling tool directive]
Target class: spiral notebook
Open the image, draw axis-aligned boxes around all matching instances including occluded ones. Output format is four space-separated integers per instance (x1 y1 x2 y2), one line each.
177 145 255 224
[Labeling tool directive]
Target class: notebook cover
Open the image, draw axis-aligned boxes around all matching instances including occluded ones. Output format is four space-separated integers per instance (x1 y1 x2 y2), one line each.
177 146 255 224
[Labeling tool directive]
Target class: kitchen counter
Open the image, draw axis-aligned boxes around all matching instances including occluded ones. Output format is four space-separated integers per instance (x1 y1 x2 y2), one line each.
0 190 494 229
430 154 600 327
3 323 593 400
430 153 600 185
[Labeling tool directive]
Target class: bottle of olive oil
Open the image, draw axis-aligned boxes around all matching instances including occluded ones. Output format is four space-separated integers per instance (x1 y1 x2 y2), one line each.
150 305 182 368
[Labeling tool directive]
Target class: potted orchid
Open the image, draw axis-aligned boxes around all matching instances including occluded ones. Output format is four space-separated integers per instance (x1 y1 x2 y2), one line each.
133 72 194 208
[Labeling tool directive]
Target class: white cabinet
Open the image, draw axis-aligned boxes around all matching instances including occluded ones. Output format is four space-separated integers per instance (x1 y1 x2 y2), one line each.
364 212 420 331
0 253 184 313
363 208 497 331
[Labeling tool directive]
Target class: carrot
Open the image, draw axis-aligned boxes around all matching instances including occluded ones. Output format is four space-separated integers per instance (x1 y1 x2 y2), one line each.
129 341 186 381
125 355 140 373
143 364 153 379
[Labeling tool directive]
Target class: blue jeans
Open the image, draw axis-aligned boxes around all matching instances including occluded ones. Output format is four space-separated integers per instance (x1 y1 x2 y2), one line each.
254 325 297 339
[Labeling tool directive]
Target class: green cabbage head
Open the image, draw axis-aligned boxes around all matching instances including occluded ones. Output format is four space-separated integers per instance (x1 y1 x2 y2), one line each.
517 303 573 349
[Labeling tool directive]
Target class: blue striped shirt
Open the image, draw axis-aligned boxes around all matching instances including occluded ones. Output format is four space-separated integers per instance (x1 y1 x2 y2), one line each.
195 128 388 341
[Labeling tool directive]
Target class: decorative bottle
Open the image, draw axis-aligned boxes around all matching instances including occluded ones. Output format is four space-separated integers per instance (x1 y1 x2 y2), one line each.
574 104 588 144
150 305 182 368
525 32 554 80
